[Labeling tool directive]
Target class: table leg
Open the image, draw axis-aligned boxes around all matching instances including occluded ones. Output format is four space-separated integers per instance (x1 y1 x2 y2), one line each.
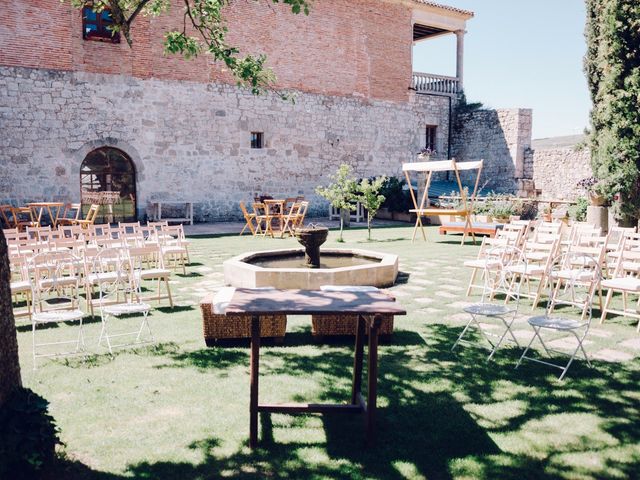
250 315 261 448
351 314 366 405
366 314 382 446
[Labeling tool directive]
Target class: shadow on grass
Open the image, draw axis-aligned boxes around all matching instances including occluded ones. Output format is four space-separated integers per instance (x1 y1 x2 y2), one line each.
47 323 640 480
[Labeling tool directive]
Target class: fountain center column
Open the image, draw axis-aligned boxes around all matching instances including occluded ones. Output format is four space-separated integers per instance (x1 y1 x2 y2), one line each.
294 226 329 268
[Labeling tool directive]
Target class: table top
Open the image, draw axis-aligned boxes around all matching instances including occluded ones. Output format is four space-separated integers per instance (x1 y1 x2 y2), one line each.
225 288 407 316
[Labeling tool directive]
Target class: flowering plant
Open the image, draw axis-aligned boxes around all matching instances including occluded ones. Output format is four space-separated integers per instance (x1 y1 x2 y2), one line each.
577 176 607 205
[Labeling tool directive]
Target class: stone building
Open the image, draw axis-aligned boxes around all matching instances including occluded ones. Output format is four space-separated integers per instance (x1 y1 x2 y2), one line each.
0 0 474 221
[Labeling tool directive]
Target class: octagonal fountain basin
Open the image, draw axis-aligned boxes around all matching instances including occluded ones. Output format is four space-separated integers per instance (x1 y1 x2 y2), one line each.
223 248 398 290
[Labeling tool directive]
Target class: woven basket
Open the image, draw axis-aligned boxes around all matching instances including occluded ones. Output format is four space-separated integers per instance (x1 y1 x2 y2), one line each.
311 314 394 337
200 296 286 342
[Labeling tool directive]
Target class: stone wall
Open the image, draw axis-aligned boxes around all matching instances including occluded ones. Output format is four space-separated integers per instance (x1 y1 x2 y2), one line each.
527 146 592 200
451 108 532 192
0 66 450 221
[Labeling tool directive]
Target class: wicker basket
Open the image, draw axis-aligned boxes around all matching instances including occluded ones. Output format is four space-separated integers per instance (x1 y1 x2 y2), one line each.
311 314 394 337
200 295 286 342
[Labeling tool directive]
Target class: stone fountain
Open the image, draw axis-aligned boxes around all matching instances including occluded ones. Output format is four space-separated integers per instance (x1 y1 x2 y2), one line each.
223 225 398 289
294 224 329 268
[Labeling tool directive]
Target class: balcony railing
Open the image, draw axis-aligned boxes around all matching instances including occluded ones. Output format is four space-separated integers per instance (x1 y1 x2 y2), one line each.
412 72 460 95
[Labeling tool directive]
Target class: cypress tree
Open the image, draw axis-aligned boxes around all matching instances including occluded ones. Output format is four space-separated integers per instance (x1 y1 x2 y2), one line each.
584 0 640 224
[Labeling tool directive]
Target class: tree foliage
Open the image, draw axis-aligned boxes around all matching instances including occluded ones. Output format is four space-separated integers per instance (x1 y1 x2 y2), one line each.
358 176 386 240
316 164 358 242
584 0 640 223
65 0 310 95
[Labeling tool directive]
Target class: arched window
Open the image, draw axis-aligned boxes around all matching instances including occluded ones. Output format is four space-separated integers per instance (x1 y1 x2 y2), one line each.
80 147 137 223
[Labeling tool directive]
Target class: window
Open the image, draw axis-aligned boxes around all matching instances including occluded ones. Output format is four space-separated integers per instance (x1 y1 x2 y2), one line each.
425 125 437 152
82 6 120 43
250 132 264 149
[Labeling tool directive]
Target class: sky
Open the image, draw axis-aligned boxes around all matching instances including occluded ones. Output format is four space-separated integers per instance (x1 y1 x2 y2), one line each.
412 0 591 139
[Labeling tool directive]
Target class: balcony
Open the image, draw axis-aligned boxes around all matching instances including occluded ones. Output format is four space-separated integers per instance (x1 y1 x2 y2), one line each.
412 72 460 95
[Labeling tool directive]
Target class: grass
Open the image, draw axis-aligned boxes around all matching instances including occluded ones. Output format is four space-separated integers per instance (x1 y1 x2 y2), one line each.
14 226 640 479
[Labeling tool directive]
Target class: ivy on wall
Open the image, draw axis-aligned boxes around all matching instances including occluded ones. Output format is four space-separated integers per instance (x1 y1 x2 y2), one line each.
584 0 640 223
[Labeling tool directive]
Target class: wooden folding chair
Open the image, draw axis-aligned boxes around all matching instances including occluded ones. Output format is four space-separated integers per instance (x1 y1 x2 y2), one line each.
240 201 258 236
57 203 82 226
402 159 483 245
73 204 100 229
279 202 301 238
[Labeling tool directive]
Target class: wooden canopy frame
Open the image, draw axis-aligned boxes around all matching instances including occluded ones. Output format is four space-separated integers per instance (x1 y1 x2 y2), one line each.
402 159 484 245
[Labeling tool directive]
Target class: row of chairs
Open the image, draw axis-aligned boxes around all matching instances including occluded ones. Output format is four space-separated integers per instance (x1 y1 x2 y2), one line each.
240 200 309 238
7 222 188 323
456 246 604 380
465 222 640 322
4 221 190 273
22 248 157 368
0 203 100 230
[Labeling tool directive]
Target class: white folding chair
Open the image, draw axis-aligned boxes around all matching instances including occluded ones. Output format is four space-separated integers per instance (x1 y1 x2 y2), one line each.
453 246 525 360
93 248 152 354
516 252 601 381
464 237 512 296
30 251 86 368
128 245 174 307
600 240 640 331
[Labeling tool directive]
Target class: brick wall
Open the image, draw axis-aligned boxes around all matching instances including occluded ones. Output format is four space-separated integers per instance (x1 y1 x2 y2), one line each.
0 66 449 221
0 0 412 102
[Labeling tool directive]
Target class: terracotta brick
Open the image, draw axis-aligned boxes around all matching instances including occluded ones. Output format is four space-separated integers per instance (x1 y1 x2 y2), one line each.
0 0 412 102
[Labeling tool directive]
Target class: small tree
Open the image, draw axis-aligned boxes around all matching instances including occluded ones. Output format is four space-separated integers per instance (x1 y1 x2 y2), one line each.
316 164 358 242
358 176 386 240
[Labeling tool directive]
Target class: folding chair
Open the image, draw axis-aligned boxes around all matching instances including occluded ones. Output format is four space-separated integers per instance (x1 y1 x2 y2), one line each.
506 237 561 309
464 236 512 296
128 245 174 307
158 224 190 273
516 252 601 380
600 241 640 331
73 204 100 229
93 248 152 354
252 202 267 236
280 202 302 238
56 203 82 226
453 246 525 360
30 251 86 368
10 253 32 321
402 159 483 245
548 246 605 320
239 201 257 236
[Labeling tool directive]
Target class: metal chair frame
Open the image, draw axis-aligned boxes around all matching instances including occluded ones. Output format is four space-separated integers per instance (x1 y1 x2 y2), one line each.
516 252 601 381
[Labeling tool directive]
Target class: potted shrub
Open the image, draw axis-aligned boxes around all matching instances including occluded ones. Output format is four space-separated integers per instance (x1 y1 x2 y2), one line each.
577 177 607 206
473 198 493 223
490 195 517 223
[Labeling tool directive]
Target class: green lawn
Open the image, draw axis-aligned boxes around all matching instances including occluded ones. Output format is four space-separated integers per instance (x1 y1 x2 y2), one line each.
15 226 640 479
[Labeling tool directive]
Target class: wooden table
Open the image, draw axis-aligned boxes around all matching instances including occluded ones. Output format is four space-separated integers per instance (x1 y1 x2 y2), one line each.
26 202 64 228
224 288 406 448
